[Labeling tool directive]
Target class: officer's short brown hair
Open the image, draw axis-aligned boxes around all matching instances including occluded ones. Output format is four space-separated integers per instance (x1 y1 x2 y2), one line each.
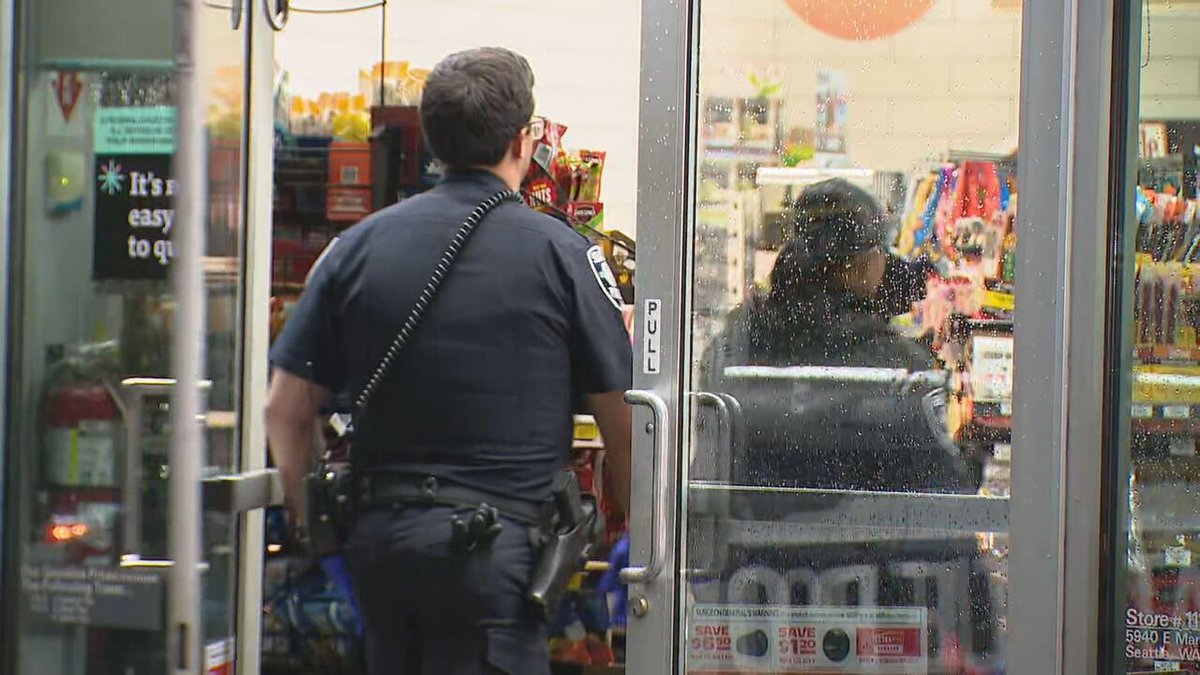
420 47 536 169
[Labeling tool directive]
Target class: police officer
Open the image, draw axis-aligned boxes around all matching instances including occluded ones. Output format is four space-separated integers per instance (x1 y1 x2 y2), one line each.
265 47 633 675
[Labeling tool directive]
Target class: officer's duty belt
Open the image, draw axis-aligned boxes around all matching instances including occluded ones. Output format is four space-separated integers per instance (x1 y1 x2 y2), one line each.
359 473 546 525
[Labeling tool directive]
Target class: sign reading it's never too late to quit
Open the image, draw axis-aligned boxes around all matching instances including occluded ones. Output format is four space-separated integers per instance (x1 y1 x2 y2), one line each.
92 106 179 281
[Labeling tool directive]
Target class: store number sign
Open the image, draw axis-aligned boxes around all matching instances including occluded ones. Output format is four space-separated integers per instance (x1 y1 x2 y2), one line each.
92 106 178 281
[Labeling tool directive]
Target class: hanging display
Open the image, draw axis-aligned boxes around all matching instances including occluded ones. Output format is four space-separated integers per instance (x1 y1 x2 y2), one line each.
784 0 935 41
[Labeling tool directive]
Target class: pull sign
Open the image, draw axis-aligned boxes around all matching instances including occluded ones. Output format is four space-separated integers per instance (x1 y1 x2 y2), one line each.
643 299 662 374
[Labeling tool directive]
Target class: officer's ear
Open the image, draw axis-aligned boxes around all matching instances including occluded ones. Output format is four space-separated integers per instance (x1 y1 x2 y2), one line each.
512 129 534 161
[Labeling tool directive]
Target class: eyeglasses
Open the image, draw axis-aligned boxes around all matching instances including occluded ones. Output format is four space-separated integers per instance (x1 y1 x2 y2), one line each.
526 116 546 139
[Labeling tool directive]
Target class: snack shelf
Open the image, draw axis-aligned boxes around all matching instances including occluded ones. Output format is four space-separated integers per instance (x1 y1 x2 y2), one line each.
704 147 777 163
755 166 876 187
964 404 1200 437
1136 456 1200 482
1130 480 1200 532
1136 345 1200 365
573 415 604 450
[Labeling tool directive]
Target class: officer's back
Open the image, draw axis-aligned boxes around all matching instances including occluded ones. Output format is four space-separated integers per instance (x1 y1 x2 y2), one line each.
320 171 616 501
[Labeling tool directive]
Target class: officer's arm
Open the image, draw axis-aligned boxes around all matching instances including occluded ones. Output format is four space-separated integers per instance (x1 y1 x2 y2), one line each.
559 240 635 515
266 369 329 525
266 236 345 526
588 391 632 516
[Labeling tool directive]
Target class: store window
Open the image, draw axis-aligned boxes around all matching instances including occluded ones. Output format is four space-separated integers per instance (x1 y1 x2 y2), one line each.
4 1 250 673
684 0 1018 672
1108 2 1200 672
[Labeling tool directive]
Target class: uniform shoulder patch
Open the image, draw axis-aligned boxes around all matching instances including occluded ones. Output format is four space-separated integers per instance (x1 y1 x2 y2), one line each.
586 245 624 310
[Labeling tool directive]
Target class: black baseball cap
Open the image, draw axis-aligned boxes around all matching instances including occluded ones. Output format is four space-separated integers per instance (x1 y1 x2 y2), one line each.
780 178 886 280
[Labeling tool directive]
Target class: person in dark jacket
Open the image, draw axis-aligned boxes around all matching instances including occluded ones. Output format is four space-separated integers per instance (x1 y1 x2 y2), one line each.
699 178 974 494
696 179 997 666
746 177 933 369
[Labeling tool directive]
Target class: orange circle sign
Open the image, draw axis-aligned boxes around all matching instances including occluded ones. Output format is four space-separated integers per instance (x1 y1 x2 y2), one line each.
784 0 935 41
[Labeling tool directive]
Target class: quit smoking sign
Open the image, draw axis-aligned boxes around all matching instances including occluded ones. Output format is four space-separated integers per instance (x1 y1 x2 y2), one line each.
92 106 178 280
92 154 177 280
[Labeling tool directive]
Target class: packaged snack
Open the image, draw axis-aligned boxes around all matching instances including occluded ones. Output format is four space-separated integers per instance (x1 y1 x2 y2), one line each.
567 202 604 232
525 175 562 212
529 120 569 180
402 68 430 105
361 61 410 106
576 150 606 202
523 119 570 210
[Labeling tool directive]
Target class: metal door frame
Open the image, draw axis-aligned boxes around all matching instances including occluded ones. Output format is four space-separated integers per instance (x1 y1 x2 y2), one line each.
233 1 276 672
0 0 275 671
0 0 33 671
0 0 14 661
1006 0 1118 671
624 0 1116 672
1096 1 1157 672
622 0 694 670
171 0 276 671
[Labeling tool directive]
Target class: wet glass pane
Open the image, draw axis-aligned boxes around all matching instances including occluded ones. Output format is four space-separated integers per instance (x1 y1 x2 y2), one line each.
6 2 248 673
685 1 1018 671
1111 3 1200 672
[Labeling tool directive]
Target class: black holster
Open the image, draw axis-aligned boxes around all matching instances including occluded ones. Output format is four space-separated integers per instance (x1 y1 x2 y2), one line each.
303 456 355 558
527 471 603 616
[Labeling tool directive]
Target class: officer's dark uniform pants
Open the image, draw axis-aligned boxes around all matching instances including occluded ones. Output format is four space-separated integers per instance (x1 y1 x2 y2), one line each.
344 504 551 675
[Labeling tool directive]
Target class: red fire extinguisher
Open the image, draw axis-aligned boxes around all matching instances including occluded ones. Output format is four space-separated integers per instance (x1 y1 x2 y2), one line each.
44 382 119 487
42 380 120 561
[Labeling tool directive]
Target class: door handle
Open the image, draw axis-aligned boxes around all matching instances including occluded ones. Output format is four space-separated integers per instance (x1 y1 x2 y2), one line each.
694 392 741 508
720 393 745 457
694 392 732 458
120 378 213 556
621 389 670 585
203 468 283 513
119 556 210 573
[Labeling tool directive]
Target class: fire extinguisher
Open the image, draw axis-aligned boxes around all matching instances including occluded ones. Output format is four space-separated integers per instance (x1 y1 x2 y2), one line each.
42 379 121 562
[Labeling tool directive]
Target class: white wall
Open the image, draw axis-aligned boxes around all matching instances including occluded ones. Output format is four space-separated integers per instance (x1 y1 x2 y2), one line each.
275 0 1200 240
1138 6 1200 120
276 0 643 237
699 0 1022 172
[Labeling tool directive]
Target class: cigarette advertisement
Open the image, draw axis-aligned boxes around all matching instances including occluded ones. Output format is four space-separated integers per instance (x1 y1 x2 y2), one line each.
970 335 1014 404
687 604 927 674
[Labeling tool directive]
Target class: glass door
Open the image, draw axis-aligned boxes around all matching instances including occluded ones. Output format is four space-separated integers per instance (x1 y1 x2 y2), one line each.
623 0 1094 673
3 0 275 672
1102 1 1200 673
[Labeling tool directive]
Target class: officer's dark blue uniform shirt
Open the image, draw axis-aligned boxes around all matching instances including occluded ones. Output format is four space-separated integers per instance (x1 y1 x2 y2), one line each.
269 169 633 503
